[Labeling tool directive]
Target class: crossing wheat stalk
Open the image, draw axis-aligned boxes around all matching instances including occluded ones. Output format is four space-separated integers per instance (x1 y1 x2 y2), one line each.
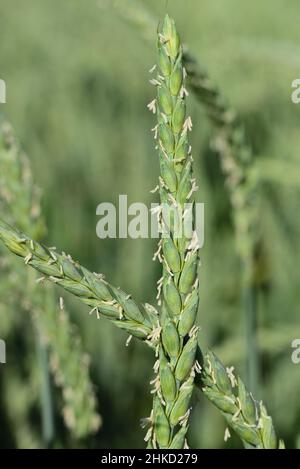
0 220 154 339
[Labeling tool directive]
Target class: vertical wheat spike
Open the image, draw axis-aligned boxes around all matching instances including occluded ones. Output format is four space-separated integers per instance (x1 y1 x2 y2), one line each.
145 15 200 449
113 0 262 396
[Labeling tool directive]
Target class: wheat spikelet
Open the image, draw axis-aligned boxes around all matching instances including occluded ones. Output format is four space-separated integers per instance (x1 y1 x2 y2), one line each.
198 349 284 449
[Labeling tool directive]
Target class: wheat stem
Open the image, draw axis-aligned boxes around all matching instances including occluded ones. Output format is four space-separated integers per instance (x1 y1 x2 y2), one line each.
244 285 260 397
31 282 102 439
36 327 55 447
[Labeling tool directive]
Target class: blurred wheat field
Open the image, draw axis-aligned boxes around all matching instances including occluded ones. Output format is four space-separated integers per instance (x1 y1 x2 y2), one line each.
0 0 300 448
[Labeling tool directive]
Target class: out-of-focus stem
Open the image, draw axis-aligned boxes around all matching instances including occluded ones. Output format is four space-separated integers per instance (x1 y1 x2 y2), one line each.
243 282 260 397
36 329 55 447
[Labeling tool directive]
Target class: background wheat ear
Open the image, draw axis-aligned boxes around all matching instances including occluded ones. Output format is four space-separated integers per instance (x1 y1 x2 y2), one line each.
183 52 262 397
0 121 101 443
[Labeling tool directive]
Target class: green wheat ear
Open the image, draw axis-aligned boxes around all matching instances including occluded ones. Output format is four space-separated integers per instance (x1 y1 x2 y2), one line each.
113 0 264 397
144 14 200 449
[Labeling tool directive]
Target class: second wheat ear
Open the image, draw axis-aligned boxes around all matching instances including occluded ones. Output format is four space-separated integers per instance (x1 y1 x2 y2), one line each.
0 122 101 439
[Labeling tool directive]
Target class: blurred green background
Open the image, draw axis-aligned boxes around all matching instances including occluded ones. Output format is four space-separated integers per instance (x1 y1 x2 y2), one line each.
0 0 300 449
